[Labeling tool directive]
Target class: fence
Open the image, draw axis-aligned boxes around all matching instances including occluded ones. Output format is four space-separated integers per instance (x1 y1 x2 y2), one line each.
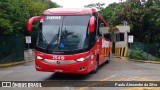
129 42 160 60
0 35 24 64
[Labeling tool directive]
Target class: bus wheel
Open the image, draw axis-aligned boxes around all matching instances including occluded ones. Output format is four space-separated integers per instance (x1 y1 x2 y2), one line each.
90 58 99 74
106 53 111 64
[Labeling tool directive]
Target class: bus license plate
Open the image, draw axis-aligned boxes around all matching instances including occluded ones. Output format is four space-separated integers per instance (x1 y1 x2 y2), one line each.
55 69 63 72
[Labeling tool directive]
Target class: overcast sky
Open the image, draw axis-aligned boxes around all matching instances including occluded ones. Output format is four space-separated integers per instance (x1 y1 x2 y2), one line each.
51 0 123 8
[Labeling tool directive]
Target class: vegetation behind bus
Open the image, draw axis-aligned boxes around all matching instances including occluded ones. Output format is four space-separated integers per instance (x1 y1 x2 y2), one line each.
85 0 160 61
0 0 60 63
0 0 160 63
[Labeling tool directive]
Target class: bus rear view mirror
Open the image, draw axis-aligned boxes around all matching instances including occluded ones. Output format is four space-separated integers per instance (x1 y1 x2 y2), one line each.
89 16 96 33
27 16 41 31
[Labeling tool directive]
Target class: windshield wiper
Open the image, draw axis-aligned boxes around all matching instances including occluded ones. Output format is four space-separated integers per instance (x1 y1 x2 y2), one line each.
45 27 61 51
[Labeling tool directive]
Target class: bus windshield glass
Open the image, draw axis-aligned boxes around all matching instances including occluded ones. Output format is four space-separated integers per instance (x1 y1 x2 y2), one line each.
37 15 90 54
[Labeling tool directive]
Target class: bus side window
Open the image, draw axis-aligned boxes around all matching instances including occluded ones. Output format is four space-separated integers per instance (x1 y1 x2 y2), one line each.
97 21 103 37
104 34 112 41
100 23 105 27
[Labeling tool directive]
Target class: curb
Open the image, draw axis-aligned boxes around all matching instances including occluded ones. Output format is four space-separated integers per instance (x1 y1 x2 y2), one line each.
114 55 160 64
0 60 33 67
114 56 128 60
129 59 160 64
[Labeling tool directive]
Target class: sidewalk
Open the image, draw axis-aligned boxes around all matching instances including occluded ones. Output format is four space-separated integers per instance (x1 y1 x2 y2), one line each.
24 49 35 60
129 59 160 64
0 49 35 67
114 55 160 64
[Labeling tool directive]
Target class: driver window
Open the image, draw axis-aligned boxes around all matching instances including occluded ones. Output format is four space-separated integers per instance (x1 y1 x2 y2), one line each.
98 18 106 36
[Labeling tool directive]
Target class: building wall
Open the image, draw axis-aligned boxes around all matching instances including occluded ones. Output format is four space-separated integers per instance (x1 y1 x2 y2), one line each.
114 26 130 57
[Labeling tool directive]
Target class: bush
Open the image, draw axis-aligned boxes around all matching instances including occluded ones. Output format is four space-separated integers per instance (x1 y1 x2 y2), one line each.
128 48 147 60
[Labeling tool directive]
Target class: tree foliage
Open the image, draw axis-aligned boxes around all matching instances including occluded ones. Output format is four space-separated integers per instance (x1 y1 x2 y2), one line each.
100 0 160 43
84 2 105 11
0 0 60 35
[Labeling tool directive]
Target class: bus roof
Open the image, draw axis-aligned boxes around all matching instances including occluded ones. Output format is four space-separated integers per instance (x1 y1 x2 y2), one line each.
43 8 97 15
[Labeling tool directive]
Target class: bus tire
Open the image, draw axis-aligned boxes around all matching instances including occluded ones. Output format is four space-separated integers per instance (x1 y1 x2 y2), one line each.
90 57 99 74
106 53 111 64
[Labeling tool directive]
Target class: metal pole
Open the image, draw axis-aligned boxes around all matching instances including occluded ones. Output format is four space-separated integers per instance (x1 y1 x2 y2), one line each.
28 43 30 60
28 43 29 50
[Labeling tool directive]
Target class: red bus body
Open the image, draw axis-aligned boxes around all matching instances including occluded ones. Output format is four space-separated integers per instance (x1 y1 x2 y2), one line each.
27 8 112 74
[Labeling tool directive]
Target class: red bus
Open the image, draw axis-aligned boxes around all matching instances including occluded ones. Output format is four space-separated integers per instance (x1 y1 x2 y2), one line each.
27 8 112 74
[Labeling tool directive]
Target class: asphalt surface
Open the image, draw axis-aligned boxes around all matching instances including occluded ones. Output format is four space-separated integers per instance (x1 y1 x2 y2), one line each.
0 56 160 90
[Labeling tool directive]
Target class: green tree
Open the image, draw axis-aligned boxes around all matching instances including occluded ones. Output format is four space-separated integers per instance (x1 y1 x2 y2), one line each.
84 2 105 11
0 0 60 35
101 0 160 43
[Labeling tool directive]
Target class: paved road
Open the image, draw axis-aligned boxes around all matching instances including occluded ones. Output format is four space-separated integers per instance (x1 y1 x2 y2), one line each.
0 56 160 90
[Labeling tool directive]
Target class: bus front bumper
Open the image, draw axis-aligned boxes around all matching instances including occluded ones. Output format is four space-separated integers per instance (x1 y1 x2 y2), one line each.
35 59 93 74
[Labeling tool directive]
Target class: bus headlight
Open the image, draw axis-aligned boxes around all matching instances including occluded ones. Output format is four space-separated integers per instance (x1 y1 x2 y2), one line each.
75 54 91 62
36 56 44 60
76 58 85 62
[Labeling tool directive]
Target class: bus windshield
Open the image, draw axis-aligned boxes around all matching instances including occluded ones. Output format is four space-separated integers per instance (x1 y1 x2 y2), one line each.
37 15 91 54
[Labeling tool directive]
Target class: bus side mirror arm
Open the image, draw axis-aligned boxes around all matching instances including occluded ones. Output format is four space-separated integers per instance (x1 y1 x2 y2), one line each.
27 16 41 31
